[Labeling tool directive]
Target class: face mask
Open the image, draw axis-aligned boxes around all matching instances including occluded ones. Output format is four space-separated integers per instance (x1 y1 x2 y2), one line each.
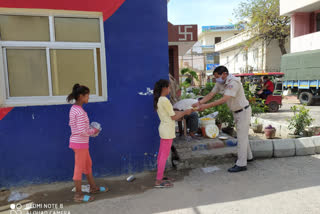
216 77 225 84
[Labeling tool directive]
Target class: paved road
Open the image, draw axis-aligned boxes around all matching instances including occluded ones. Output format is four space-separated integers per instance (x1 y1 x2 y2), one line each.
65 155 320 214
259 96 320 127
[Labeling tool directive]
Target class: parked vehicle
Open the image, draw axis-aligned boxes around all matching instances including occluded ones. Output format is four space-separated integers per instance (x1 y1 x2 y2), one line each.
235 72 284 112
281 50 320 106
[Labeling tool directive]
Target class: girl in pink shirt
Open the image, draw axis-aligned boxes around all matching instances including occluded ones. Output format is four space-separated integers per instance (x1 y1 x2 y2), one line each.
67 84 107 202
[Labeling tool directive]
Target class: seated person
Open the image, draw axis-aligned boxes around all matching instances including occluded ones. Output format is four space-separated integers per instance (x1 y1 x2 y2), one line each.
173 97 200 139
169 75 200 139
258 76 274 99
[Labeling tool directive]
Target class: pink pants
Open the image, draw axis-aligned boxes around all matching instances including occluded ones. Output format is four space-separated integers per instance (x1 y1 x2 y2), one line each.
72 149 92 181
156 139 173 180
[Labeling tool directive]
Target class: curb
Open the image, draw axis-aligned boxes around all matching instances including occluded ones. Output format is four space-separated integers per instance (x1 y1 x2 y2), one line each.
250 136 320 158
172 136 320 170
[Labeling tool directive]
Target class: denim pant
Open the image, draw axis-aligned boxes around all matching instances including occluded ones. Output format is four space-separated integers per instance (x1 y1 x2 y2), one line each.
184 112 199 133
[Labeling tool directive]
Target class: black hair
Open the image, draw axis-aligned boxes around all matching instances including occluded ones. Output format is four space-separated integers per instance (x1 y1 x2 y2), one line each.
213 66 229 75
153 79 169 110
263 76 269 80
66 83 90 103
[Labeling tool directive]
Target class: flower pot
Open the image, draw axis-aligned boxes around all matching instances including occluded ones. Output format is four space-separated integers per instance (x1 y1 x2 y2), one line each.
264 128 276 139
252 123 263 133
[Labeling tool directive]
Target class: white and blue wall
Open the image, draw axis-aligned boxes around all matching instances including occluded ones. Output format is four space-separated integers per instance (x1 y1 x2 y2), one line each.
0 0 169 187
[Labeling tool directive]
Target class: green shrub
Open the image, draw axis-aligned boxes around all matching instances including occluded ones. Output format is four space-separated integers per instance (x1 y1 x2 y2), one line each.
288 105 314 135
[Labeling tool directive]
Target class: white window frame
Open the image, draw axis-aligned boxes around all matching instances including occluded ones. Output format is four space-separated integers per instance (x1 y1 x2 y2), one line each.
0 8 108 107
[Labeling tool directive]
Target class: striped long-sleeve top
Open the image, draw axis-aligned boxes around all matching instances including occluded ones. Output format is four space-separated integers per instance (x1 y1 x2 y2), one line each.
69 105 96 149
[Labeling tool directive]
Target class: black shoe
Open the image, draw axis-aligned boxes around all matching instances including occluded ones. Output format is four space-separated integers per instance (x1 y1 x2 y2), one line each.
228 165 247 173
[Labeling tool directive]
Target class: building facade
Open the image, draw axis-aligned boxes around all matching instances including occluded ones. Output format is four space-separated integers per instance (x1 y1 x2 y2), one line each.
215 31 290 74
168 22 198 82
0 0 169 187
198 25 242 77
280 0 320 53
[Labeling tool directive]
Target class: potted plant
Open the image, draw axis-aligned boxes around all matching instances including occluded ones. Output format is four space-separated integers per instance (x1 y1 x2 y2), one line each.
219 104 235 136
264 125 276 139
252 117 263 133
288 105 314 138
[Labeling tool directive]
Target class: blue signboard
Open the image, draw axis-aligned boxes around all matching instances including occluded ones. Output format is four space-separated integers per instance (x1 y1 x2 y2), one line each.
202 25 235 32
201 45 215 49
202 25 244 32
206 64 220 71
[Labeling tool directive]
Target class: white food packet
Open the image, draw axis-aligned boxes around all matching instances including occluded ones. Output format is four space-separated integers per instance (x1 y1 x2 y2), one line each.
90 122 102 137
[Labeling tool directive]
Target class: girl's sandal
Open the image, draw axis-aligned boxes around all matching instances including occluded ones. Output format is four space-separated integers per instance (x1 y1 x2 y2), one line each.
74 194 94 203
154 181 173 188
90 186 109 194
163 177 175 182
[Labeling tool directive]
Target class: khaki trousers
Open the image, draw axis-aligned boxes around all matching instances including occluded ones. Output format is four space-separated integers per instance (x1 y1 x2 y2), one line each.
233 106 253 167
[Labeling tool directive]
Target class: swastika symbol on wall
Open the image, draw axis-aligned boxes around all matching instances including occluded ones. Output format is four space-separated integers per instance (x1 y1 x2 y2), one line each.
178 26 193 41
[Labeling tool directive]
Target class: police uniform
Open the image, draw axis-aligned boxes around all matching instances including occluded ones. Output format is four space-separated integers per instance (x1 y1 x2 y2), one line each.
211 74 253 167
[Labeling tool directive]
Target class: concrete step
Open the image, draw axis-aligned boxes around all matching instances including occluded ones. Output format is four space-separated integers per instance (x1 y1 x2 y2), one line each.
173 135 236 152
174 146 237 170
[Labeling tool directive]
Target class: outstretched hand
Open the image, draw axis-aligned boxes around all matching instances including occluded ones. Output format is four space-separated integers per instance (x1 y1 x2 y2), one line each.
192 102 200 108
198 104 207 112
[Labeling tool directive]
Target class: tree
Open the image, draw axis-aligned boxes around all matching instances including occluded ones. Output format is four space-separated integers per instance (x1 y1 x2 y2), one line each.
180 68 199 88
234 0 290 55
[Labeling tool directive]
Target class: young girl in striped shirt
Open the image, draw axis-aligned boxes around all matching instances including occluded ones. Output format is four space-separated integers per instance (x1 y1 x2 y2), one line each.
67 84 107 202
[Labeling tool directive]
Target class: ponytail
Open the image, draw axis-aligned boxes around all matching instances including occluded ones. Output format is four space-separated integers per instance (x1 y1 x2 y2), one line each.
153 79 169 110
67 83 90 103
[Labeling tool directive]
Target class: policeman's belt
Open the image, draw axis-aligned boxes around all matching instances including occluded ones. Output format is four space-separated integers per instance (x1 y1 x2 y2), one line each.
234 105 249 114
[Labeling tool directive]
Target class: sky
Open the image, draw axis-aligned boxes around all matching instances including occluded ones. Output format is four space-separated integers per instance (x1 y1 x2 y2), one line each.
168 0 244 32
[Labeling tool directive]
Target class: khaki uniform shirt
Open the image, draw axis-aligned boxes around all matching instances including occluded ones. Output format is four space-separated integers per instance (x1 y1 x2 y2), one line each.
211 75 249 112
157 96 176 139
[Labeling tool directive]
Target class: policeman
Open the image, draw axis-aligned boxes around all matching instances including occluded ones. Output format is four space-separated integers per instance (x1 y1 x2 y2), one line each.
193 66 253 173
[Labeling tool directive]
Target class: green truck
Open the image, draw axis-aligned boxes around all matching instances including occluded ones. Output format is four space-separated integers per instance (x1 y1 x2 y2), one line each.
281 50 320 105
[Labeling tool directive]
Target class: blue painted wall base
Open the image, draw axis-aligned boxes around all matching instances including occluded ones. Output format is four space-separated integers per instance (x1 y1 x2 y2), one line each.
0 0 168 187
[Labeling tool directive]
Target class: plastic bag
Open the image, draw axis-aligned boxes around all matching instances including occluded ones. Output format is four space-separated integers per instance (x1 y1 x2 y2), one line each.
71 184 90 193
173 99 198 110
200 112 219 120
90 122 102 137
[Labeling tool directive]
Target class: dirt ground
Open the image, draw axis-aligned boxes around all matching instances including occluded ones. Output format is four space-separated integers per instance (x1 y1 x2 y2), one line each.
259 96 320 127
0 170 190 213
14 155 320 214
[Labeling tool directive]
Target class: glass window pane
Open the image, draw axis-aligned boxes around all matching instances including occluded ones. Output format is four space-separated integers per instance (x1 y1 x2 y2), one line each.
55 18 100 42
0 15 50 41
7 49 49 97
50 49 96 96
